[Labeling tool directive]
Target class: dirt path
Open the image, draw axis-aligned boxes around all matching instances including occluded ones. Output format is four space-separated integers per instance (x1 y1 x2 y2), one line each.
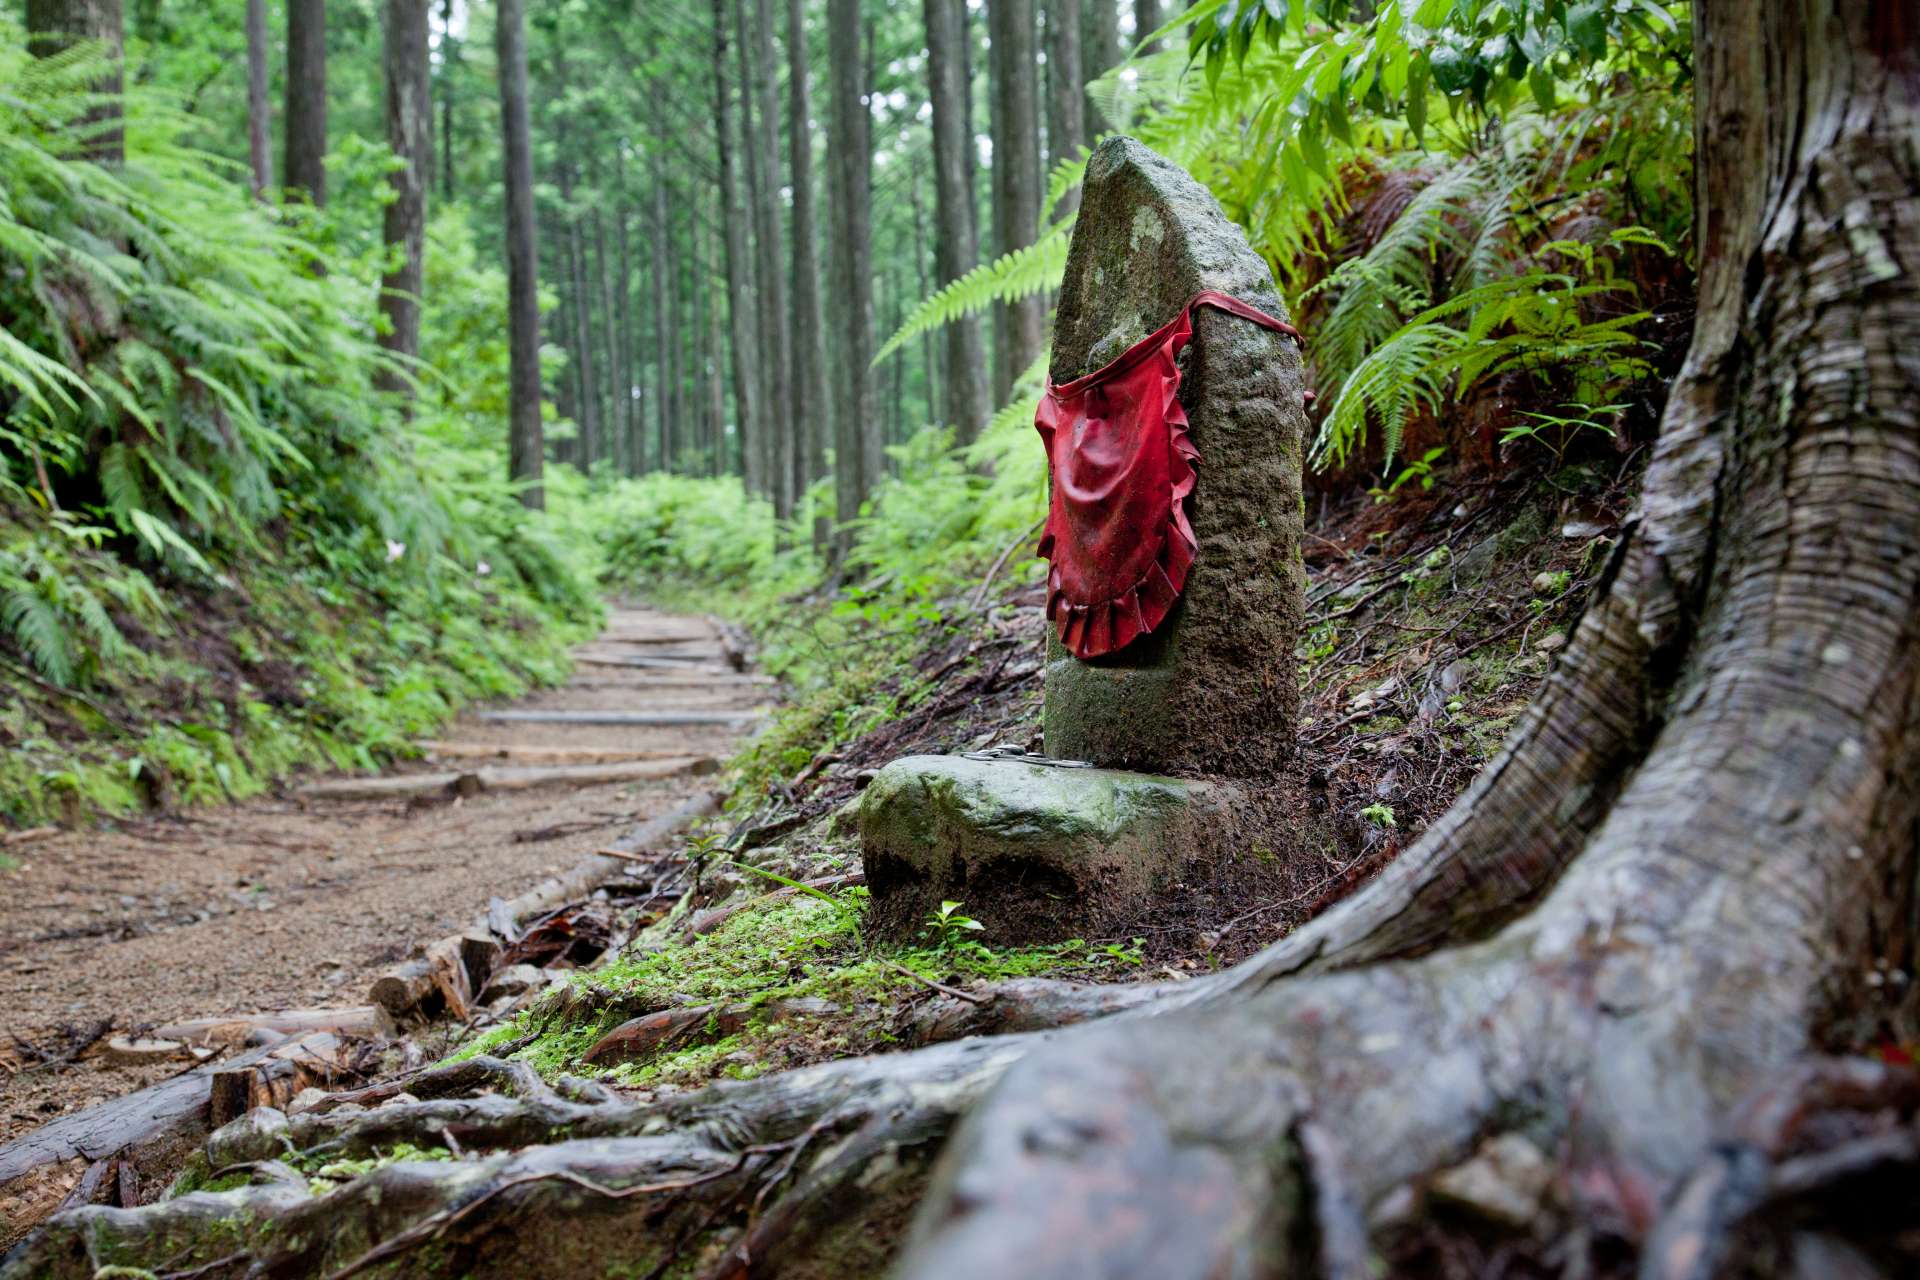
0 607 765 1144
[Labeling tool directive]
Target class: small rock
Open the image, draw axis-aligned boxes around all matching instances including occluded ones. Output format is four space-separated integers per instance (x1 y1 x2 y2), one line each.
378 1092 420 1109
1535 631 1568 654
288 1087 329 1114
1429 1133 1554 1229
1531 571 1563 595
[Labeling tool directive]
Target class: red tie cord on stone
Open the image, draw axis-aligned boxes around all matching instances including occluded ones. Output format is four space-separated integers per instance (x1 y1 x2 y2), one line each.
1035 290 1307 661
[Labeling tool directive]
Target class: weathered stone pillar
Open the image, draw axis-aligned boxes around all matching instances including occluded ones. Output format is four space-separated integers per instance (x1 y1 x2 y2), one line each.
856 139 1316 943
1043 137 1309 778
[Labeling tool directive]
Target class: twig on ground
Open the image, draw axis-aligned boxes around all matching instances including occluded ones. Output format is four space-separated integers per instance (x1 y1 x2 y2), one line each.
882 959 985 1004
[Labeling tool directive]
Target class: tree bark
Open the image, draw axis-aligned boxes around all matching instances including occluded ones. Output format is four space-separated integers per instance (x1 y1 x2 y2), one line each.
438 0 456 200
986 0 1043 402
283 0 326 205
27 0 123 166
907 169 939 431
703 215 730 476
826 0 876 545
613 172 639 473
590 200 620 469
245 0 272 198
712 0 764 490
745 0 793 518
785 0 829 532
11 5 1919 1280
924 0 991 443
377 0 431 403
558 166 600 469
1132 0 1159 54
651 139 676 474
1081 0 1118 137
1043 0 1085 217
496 0 543 509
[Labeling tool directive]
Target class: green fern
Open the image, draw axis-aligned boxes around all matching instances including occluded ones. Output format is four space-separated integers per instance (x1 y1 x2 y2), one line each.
1314 269 1657 469
2 581 73 686
874 220 1073 367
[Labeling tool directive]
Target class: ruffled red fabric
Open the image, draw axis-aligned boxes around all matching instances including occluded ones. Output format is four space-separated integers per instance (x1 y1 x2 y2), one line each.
1036 290 1302 660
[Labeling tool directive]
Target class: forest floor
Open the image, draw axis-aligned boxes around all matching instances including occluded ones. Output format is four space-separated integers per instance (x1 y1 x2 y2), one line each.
0 608 765 1146
0 460 1637 1251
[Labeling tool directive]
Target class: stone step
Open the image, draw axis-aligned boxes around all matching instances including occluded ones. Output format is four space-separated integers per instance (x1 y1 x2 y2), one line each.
297 756 716 800
474 709 762 727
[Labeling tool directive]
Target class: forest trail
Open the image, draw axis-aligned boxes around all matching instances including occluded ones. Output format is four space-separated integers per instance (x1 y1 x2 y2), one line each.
0 607 767 1144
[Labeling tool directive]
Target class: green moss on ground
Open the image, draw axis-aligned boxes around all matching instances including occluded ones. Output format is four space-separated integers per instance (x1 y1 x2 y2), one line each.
455 888 1143 1087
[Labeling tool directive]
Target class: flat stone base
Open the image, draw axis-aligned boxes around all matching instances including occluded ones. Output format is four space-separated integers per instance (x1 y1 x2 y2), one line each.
857 754 1232 944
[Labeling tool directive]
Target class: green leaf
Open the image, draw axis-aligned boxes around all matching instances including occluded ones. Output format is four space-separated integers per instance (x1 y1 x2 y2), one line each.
1565 2 1608 59
1299 120 1331 180
1405 60 1429 145
1279 142 1313 199
1429 42 1476 95
1528 63 1557 111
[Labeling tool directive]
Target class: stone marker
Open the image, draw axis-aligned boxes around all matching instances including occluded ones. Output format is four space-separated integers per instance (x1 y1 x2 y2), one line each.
1043 136 1309 778
858 137 1312 941
860 754 1232 941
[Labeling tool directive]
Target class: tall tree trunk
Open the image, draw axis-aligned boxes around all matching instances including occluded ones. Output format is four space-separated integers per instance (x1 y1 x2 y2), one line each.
924 0 991 443
907 167 939 432
496 0 542 509
613 162 638 473
744 0 792 519
27 0 124 165
888 264 906 448
986 0 1043 402
438 0 456 201
377 0 431 403
1132 0 1159 53
245 0 272 197
785 0 829 536
1081 0 1118 137
558 167 600 469
732 0 775 507
826 0 876 544
284 0 326 205
703 218 729 477
590 200 619 469
651 143 675 474
712 0 764 490
1043 0 1084 217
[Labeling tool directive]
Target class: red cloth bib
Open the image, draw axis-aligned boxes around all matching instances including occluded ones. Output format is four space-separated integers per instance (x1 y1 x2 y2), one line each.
1036 290 1302 660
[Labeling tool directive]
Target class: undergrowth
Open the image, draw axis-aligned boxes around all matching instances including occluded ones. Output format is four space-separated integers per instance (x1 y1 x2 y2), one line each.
0 24 598 826
457 889 1141 1088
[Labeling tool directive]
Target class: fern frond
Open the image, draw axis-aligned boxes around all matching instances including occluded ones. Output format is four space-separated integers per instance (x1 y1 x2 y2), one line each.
874 220 1071 367
3 584 73 686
